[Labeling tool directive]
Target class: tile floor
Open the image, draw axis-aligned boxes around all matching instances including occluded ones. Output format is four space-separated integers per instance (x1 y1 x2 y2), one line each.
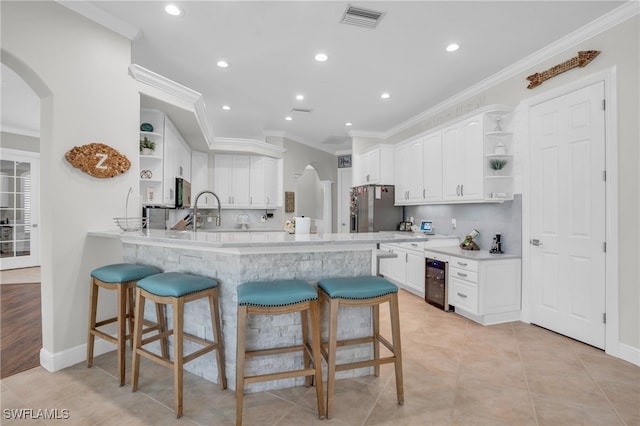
1 289 639 425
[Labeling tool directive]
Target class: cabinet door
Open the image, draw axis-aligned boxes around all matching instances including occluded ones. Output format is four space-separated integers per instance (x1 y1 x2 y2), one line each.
366 149 380 183
404 139 424 203
378 244 394 277
264 157 280 207
423 131 443 202
459 116 483 200
442 124 462 200
191 151 210 207
249 156 266 207
213 154 233 207
449 277 479 315
480 260 521 315
231 155 251 207
405 250 425 294
393 145 409 204
390 248 407 284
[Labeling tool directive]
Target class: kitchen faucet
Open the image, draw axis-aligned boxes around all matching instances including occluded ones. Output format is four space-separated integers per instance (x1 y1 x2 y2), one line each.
193 190 222 231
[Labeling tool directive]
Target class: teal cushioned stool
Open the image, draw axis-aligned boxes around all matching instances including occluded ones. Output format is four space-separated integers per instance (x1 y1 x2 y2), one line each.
236 279 325 425
86 263 166 386
131 272 227 418
317 276 404 418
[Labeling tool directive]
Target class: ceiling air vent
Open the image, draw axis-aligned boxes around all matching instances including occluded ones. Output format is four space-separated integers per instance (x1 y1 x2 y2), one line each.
291 108 312 115
340 5 385 29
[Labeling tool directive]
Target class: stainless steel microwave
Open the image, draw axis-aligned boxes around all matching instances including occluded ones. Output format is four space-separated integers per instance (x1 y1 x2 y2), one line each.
175 177 191 208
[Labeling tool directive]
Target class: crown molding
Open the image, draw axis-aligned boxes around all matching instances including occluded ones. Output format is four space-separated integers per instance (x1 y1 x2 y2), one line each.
348 130 386 139
129 64 213 150
211 137 286 158
56 1 141 40
386 1 639 139
0 126 40 139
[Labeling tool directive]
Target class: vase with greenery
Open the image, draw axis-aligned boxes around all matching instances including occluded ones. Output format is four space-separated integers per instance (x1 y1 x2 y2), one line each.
139 137 156 155
489 158 508 175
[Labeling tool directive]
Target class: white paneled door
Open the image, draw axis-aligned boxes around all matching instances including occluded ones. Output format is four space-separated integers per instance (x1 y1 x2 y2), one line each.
529 81 606 349
0 149 40 270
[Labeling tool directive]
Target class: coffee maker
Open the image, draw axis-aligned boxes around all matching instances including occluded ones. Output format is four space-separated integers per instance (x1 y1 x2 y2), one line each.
490 233 503 254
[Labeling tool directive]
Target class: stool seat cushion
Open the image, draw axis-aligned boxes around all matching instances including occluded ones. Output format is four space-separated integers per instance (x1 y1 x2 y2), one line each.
318 276 398 300
238 279 317 307
91 263 161 283
137 272 218 297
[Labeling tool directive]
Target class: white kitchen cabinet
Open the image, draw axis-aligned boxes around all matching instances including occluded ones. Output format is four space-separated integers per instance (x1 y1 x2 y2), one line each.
214 154 282 209
249 156 282 208
442 114 484 202
448 255 521 325
190 151 215 207
422 131 443 202
394 138 424 204
213 154 251 208
354 145 394 186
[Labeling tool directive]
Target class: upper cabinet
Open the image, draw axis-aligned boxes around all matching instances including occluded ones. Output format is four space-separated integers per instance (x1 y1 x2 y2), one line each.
213 153 282 209
353 145 394 186
442 114 484 201
139 109 191 207
394 105 514 206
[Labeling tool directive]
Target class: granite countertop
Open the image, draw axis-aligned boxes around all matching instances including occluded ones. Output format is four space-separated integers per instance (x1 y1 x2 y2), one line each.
424 245 521 261
88 229 430 249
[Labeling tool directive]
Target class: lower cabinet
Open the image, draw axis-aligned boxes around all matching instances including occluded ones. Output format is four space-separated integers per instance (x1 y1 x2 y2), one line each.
379 243 424 296
448 255 521 325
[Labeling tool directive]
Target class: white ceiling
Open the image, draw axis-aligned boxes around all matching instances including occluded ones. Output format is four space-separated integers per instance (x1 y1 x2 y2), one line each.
2 1 626 152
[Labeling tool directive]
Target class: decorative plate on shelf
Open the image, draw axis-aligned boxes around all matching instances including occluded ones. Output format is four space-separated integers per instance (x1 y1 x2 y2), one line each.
140 122 153 132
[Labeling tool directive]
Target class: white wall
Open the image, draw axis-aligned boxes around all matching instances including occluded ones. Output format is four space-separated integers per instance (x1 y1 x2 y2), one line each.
2 1 138 367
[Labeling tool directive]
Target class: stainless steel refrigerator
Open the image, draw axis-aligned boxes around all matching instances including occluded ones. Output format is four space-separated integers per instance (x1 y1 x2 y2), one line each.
350 185 401 232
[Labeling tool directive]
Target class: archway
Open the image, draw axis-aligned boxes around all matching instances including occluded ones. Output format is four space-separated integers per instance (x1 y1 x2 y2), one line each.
294 165 332 234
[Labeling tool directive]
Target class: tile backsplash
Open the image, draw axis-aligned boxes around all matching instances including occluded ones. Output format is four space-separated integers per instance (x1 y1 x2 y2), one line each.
405 194 522 255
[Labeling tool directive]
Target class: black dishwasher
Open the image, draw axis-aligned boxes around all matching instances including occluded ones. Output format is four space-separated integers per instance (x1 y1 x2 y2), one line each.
425 258 451 311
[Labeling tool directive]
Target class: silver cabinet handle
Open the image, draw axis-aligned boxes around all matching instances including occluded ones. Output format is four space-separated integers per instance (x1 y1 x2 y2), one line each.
457 261 467 266
456 185 460 196
423 189 426 198
411 243 418 247
460 184 464 196
530 239 543 246
457 292 468 298
457 272 468 278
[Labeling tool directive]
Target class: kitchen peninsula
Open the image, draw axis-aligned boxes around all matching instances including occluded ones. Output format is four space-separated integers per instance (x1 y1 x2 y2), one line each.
89 229 429 392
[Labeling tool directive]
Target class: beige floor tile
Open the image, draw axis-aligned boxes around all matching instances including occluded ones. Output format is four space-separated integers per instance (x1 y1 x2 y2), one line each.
3 290 639 426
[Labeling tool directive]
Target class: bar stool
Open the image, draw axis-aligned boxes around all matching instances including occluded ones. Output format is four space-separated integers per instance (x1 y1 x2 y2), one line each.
86 263 166 386
317 276 404 418
131 272 226 418
236 279 325 426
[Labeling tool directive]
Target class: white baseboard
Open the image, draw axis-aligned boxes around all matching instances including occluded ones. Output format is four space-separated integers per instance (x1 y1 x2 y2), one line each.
609 342 640 367
40 340 115 372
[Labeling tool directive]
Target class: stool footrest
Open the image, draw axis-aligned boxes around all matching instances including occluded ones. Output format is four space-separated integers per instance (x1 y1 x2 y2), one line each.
244 367 318 385
94 317 120 328
334 356 398 372
245 344 305 359
141 329 173 346
90 329 118 345
136 347 173 369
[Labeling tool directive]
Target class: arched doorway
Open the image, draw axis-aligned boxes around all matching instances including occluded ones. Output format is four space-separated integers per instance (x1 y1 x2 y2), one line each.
294 165 333 234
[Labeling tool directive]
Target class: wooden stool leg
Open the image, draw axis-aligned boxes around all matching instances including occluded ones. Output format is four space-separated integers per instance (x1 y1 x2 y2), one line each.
173 297 184 418
326 297 340 419
117 284 127 386
389 294 404 405
373 304 380 377
127 285 135 343
235 305 248 426
300 308 312 387
155 303 169 359
309 300 326 419
131 287 145 392
86 278 99 367
208 289 227 389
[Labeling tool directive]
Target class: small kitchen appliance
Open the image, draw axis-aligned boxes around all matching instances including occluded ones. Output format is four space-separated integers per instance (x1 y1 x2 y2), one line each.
175 177 191 208
490 233 503 254
420 220 434 234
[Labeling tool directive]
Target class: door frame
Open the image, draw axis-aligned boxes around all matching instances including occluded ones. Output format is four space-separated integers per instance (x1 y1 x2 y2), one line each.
520 68 621 359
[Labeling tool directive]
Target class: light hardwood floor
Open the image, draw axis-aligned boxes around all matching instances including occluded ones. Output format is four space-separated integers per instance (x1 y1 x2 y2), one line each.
1 289 638 425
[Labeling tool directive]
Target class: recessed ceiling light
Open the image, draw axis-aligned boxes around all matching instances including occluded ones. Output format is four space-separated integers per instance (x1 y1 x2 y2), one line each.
446 43 460 52
285 116 293 121
217 60 229 68
315 53 328 62
222 105 231 110
345 122 353 126
296 94 304 101
164 4 182 16
380 92 390 99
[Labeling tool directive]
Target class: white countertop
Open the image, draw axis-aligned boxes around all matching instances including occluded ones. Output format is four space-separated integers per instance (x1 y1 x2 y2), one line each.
88 229 431 249
424 245 521 261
